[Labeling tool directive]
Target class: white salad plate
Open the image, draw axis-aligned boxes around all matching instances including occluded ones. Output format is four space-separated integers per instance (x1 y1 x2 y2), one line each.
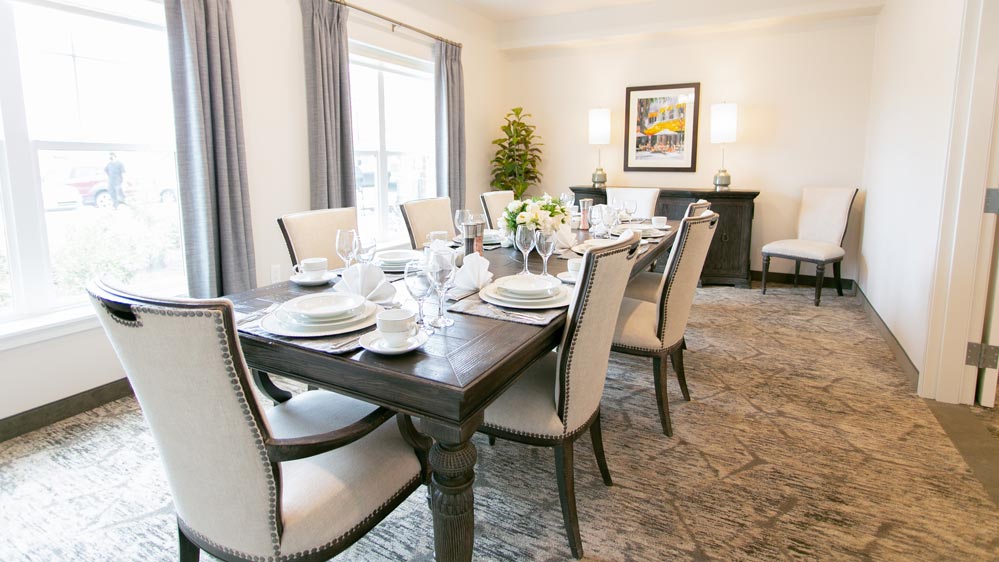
374 249 422 264
480 283 572 309
281 293 366 322
493 275 562 297
260 302 380 337
359 330 429 355
289 271 337 287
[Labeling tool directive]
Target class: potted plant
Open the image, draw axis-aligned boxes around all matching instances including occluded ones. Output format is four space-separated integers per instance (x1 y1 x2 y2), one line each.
490 107 542 199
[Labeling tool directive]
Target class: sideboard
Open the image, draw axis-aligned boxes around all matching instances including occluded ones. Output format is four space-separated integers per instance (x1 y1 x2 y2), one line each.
569 186 760 287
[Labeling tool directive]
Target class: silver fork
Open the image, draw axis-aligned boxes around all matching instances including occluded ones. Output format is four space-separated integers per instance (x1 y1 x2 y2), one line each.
486 303 544 322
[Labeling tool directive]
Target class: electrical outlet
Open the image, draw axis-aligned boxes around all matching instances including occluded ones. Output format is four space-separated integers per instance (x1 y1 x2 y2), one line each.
270 264 281 284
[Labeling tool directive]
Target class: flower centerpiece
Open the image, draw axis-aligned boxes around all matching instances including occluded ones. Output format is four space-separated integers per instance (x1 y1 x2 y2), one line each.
500 193 570 236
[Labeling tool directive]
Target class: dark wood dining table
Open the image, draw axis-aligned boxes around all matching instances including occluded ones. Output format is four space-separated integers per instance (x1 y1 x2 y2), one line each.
227 224 677 561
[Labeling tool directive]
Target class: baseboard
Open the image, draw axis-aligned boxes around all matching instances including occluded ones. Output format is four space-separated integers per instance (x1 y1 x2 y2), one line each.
0 378 133 443
855 286 920 392
750 270 856 293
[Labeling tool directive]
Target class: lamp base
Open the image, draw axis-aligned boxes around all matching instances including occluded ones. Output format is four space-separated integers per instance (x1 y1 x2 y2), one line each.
713 169 731 191
592 167 607 188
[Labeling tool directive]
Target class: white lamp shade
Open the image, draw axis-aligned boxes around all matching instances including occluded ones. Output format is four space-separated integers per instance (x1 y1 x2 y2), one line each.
710 103 737 144
588 108 611 145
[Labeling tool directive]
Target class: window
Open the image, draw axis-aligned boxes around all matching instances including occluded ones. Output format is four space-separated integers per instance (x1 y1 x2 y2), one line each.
0 0 185 327
349 43 436 245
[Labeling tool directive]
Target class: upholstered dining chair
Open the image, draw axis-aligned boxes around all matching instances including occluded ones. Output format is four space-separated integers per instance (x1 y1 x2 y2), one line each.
480 190 514 229
480 231 641 560
606 187 660 219
611 210 719 436
761 187 858 306
624 199 712 303
277 207 358 270
400 196 454 249
88 280 429 562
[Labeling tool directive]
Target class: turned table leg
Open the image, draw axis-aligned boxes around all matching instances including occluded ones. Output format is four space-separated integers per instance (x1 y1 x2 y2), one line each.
424 416 482 562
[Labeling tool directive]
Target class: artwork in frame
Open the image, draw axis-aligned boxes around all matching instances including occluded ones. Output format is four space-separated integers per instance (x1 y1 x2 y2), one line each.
624 83 700 172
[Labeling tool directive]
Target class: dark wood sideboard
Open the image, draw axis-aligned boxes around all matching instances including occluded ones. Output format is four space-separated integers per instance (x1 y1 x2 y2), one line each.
569 186 760 287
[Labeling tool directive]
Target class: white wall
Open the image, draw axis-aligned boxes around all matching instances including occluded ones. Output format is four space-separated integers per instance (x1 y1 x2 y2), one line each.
501 18 875 279
857 0 965 372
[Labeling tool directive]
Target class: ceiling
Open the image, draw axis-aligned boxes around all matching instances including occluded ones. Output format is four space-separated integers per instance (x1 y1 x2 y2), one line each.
461 0 651 22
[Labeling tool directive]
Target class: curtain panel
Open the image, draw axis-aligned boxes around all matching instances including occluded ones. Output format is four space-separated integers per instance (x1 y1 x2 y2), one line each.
165 0 256 298
301 0 356 210
434 40 466 210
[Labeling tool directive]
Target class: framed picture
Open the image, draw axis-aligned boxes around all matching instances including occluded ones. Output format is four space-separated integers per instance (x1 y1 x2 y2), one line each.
624 83 700 172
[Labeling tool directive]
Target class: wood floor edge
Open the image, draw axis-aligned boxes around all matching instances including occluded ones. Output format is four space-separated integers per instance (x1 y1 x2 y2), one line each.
855 285 919 391
925 400 999 508
0 378 133 443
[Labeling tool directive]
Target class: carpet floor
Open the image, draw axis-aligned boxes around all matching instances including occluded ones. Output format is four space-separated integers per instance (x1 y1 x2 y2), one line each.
2 285 998 561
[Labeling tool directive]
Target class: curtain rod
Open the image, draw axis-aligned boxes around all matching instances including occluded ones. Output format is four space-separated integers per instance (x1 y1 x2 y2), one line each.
333 0 462 48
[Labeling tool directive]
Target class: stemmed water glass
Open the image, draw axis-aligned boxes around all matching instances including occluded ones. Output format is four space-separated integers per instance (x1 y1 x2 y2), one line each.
454 209 472 234
425 249 456 328
515 224 536 275
355 234 377 264
534 228 557 279
559 192 575 208
624 199 638 221
404 260 433 333
335 229 358 268
588 205 604 237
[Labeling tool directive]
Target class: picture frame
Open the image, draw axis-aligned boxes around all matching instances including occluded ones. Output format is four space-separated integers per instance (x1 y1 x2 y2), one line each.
623 83 700 172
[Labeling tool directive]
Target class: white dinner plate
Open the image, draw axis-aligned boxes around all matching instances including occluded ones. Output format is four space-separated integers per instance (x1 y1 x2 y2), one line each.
273 300 377 329
289 271 337 287
259 302 380 337
493 275 562 297
359 330 429 355
480 283 572 310
374 250 422 264
281 293 366 321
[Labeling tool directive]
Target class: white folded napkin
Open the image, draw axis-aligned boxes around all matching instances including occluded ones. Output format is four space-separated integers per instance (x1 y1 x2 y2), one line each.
334 263 396 304
453 252 493 291
555 223 576 249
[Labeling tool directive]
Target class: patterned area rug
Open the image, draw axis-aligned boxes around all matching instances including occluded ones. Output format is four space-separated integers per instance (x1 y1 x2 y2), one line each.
2 286 998 561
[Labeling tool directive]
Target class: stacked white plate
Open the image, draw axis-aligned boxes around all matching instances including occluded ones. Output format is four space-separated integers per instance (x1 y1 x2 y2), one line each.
610 224 669 238
373 250 422 273
480 275 572 310
453 229 504 246
260 293 381 337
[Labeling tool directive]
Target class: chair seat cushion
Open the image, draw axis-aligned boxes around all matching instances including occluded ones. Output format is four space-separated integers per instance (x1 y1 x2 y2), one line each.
267 391 422 557
483 352 565 438
613 297 671 353
624 271 661 303
762 239 845 261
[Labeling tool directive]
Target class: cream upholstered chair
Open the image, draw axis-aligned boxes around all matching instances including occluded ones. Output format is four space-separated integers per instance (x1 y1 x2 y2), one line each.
611 211 718 436
277 207 358 270
88 280 428 562
480 190 514 229
761 187 858 306
481 231 641 560
606 187 660 219
400 196 454 249
624 199 712 302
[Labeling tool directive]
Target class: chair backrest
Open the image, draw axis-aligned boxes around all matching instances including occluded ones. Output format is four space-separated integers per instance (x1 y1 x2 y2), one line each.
278 207 358 269
556 231 641 434
88 281 281 560
796 187 858 246
655 210 719 348
480 191 514 229
400 196 453 249
685 199 711 218
606 187 660 219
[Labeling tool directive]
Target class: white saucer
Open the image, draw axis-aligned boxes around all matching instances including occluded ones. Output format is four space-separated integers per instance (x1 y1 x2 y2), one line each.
557 272 579 284
359 330 429 355
289 271 337 286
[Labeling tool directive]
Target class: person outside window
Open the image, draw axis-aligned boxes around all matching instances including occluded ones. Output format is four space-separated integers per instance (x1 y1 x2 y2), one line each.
104 152 126 209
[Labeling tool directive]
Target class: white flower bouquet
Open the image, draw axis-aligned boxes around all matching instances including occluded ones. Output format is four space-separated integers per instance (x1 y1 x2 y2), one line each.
500 194 570 235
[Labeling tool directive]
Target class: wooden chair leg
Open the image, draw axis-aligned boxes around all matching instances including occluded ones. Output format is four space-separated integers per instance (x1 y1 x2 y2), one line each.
670 346 690 401
554 443 584 559
761 255 770 294
251 370 293 404
814 263 825 306
833 261 844 296
589 411 613 486
652 355 674 437
488 435 496 446
178 524 200 562
793 260 801 288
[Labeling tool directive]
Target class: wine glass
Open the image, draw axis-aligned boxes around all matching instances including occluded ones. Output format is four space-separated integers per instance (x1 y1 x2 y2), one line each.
425 249 456 328
356 234 377 264
515 224 536 275
454 209 472 234
588 205 604 237
559 192 575 208
534 228 557 279
335 229 357 269
404 259 433 333
624 199 638 221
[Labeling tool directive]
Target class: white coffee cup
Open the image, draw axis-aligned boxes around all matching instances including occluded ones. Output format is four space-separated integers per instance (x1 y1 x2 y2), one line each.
567 258 583 279
651 216 669 229
292 257 328 280
377 308 419 348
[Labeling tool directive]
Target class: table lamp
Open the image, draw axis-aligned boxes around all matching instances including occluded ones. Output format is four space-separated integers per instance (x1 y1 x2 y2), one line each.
710 102 737 191
589 108 611 188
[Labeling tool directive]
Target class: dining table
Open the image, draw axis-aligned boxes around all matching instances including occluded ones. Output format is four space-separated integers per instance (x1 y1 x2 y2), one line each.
227 222 678 562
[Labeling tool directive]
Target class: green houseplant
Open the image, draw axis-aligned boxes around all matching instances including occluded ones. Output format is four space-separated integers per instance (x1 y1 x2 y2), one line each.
490 107 542 199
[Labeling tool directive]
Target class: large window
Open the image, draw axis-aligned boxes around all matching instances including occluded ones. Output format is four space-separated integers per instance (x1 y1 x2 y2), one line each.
0 0 184 326
349 43 436 245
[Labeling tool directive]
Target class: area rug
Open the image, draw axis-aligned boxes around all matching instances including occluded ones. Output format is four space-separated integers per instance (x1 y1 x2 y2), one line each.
1 285 998 561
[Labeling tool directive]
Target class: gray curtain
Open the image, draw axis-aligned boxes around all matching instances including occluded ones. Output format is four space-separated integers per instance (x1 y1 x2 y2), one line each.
434 40 466 210
300 0 356 210
165 0 256 298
